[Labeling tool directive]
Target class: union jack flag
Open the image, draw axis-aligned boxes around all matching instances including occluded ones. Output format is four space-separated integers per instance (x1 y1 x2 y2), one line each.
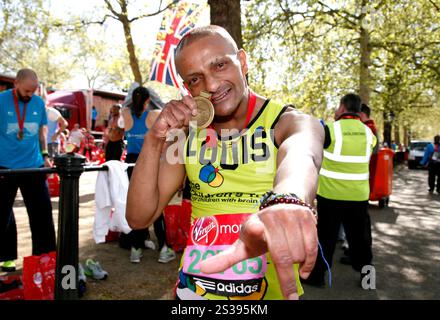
149 1 206 90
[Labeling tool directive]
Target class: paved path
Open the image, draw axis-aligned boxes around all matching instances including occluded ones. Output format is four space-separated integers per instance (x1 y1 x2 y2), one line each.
304 165 440 299
2 165 439 300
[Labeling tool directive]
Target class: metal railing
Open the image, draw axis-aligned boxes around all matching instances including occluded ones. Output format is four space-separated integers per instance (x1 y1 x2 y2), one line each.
0 153 134 300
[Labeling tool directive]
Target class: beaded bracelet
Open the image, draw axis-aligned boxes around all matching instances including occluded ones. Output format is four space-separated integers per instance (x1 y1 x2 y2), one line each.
259 191 317 219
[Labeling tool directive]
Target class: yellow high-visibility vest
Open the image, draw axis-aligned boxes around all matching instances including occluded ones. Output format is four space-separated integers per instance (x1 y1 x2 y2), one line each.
318 119 377 201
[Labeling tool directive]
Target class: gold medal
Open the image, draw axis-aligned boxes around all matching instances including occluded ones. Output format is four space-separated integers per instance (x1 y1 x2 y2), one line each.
192 91 214 129
17 130 24 141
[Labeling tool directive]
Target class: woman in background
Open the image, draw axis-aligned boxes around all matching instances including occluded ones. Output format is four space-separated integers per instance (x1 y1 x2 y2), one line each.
121 86 176 264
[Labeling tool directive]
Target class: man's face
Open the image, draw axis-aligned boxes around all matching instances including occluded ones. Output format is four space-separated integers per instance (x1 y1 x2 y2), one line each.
175 34 248 118
15 78 39 103
111 106 120 116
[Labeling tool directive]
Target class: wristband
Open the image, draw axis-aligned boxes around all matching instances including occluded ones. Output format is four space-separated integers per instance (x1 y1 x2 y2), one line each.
41 150 49 158
259 191 317 219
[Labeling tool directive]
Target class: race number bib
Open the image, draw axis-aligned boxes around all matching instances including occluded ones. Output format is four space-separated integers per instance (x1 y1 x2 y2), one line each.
183 213 267 280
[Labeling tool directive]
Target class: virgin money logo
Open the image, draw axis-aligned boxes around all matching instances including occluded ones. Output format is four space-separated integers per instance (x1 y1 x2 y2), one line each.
191 216 219 246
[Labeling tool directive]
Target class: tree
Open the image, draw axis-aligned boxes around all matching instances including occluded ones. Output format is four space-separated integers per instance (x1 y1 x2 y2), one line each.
0 0 74 87
368 0 440 143
80 0 179 85
65 31 136 90
208 0 243 49
243 0 439 143
0 0 48 73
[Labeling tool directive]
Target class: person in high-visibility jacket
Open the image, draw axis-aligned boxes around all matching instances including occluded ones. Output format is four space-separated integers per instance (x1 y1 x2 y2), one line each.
360 103 380 198
303 93 377 287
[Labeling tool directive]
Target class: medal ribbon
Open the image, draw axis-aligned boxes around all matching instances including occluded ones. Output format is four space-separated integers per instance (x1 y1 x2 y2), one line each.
244 89 257 128
208 88 257 130
205 88 258 146
13 89 28 135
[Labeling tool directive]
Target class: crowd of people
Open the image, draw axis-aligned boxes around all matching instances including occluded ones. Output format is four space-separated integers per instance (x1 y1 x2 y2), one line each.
0 69 177 275
0 25 437 301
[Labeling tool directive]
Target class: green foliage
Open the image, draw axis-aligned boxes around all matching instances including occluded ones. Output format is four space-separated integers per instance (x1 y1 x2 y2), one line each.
0 0 86 87
0 0 50 75
243 0 439 138
1 0 437 140
0 0 165 92
63 30 136 91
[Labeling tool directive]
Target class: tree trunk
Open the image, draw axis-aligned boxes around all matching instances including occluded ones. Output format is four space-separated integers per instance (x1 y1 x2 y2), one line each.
383 112 392 147
358 0 372 105
394 124 400 144
121 16 143 84
208 0 243 49
403 127 410 147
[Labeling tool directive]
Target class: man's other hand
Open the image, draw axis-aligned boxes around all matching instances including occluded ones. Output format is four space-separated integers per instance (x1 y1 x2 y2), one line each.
199 204 318 300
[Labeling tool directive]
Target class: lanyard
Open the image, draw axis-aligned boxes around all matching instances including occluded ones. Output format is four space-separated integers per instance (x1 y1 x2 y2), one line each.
13 89 28 139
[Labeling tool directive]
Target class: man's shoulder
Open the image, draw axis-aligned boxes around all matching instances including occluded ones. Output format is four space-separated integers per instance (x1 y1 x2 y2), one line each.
276 105 309 120
265 99 298 114
271 105 306 131
47 106 61 117
273 104 322 129
273 105 323 144
0 89 12 101
28 95 45 111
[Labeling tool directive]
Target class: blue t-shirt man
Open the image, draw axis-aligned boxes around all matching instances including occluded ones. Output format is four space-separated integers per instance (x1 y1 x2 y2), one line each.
0 89 47 169
92 107 98 121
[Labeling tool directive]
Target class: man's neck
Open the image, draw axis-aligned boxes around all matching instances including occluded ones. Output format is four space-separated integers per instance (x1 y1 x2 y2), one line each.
212 97 248 133
210 92 265 134
337 112 360 121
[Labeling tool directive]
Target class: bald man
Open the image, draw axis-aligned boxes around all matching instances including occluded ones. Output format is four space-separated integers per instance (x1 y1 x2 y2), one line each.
127 26 324 300
0 68 55 272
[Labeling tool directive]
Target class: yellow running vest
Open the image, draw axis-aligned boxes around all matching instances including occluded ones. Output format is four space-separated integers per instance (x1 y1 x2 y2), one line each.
177 99 304 300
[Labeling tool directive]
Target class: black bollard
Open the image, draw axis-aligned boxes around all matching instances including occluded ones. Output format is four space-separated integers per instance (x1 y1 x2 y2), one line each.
54 153 85 300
